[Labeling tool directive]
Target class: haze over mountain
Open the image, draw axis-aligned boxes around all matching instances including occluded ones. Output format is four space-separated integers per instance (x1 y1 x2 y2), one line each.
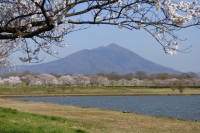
7 43 181 74
197 72 200 77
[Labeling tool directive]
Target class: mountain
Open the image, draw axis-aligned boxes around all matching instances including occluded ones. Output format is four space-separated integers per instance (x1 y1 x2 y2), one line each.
197 72 200 77
4 43 181 74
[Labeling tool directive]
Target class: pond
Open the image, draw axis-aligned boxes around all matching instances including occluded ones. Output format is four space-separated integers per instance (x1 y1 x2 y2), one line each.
13 96 200 121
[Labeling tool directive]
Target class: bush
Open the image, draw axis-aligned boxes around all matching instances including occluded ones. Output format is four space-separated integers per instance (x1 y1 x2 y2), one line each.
172 80 186 93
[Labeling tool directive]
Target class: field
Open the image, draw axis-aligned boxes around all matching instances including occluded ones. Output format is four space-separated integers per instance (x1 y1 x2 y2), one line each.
1 83 200 97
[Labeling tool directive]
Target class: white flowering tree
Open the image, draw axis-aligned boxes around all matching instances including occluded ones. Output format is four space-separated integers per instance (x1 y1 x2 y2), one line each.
29 78 43 86
88 74 99 86
153 78 178 86
118 78 128 86
0 77 4 85
0 0 200 70
20 75 35 86
165 78 178 86
129 78 140 86
109 80 116 86
58 75 76 86
190 78 200 86
129 78 149 86
3 76 22 87
153 79 163 86
97 76 109 86
84 77 91 86
73 74 90 86
138 79 149 86
37 73 58 86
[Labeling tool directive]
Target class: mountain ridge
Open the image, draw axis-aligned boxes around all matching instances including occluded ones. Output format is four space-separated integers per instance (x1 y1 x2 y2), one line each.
3 43 181 74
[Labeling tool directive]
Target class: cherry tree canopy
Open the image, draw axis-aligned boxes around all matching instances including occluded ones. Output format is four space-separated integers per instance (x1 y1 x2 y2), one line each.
0 0 200 70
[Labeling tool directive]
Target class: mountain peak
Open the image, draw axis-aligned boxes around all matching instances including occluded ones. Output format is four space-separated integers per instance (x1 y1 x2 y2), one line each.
93 43 120 50
7 43 181 74
109 43 118 46
107 43 120 47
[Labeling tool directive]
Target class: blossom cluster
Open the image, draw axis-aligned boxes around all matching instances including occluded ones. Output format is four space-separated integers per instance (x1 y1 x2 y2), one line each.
0 0 72 68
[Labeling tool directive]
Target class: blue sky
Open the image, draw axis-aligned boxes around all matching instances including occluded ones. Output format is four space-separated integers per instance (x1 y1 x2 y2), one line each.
11 24 200 73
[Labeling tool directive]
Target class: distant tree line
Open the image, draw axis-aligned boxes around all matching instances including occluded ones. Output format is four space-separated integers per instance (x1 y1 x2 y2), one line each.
0 70 199 80
92 71 199 81
0 70 199 94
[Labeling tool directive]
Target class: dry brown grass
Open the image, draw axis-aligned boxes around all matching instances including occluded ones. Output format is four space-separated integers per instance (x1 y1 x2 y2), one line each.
0 98 199 133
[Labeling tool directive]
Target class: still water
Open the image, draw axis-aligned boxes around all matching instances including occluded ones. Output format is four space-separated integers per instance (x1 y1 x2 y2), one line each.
13 96 200 121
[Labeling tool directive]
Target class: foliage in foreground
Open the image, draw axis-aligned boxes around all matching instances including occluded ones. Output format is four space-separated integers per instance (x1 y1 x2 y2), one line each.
0 107 87 133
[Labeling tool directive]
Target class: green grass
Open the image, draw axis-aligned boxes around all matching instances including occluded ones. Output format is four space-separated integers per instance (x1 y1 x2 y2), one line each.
0 107 88 133
0 82 200 97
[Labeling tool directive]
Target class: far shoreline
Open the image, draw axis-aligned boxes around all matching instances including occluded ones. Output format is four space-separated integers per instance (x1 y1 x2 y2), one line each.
1 93 200 98
1 87 200 98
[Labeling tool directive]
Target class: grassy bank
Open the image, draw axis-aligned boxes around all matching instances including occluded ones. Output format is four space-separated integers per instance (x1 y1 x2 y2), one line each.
0 107 87 133
0 98 200 133
1 85 200 97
